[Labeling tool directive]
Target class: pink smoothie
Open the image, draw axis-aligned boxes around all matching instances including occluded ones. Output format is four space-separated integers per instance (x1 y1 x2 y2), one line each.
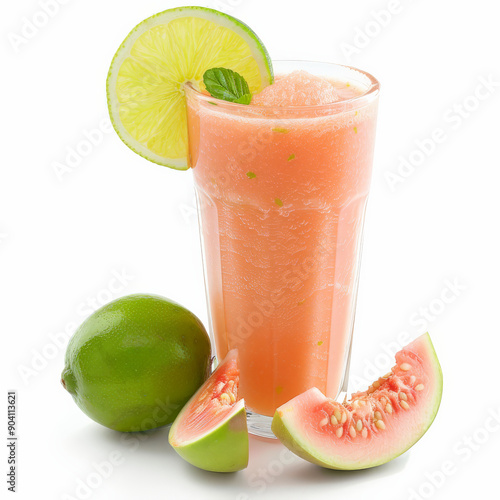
187 69 379 416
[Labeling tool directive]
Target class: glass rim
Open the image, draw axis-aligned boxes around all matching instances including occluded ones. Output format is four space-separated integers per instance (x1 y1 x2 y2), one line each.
185 59 380 113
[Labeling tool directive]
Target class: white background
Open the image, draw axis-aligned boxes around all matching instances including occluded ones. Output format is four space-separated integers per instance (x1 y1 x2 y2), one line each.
2 0 500 499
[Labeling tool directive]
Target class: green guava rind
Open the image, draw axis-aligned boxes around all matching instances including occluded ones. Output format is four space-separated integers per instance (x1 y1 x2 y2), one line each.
271 333 443 470
169 399 248 472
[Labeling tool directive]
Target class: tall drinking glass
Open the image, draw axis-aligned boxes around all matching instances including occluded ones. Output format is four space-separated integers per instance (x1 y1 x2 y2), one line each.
186 61 380 437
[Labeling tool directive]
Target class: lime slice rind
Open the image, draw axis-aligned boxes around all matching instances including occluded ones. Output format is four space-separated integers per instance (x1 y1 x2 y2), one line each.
106 6 273 170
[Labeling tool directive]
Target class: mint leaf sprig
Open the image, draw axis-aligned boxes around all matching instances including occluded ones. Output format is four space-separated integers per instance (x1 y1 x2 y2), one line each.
203 67 252 104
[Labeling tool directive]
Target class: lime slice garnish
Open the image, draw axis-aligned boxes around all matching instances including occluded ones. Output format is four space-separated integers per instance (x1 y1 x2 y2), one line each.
106 6 273 170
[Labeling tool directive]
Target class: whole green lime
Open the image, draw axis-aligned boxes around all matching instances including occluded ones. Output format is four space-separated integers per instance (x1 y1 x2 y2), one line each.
61 294 211 432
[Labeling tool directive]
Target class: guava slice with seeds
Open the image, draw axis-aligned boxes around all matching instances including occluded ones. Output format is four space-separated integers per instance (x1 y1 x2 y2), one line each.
271 333 443 470
169 349 248 472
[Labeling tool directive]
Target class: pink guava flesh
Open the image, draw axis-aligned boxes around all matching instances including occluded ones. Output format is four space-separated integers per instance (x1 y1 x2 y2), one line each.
170 349 241 446
271 333 443 470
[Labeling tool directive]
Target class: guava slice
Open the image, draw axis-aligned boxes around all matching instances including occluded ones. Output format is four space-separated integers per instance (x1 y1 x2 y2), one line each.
168 349 248 472
271 333 443 470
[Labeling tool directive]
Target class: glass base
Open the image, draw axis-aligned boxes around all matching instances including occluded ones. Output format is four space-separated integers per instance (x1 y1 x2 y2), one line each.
246 410 276 439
